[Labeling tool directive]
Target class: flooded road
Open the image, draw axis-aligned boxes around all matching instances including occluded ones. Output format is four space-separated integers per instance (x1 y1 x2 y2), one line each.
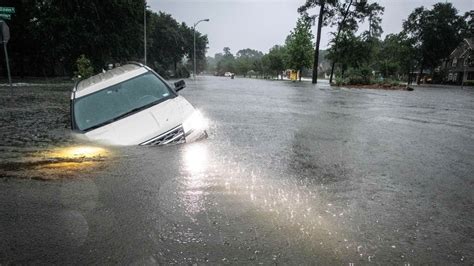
1 77 473 264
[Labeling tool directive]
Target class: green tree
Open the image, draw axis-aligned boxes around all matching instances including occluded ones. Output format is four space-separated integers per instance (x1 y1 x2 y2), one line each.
376 33 417 81
181 22 209 75
360 3 385 39
3 0 207 78
298 0 338 83
462 11 474 38
74 55 94 79
235 48 263 76
326 31 372 78
266 45 287 79
216 47 236 74
403 3 465 84
260 55 272 78
328 0 384 83
285 17 314 81
6 0 145 76
148 12 185 76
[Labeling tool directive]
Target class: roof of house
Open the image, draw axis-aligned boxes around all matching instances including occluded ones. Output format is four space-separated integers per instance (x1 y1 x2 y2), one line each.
449 38 474 58
465 37 474 50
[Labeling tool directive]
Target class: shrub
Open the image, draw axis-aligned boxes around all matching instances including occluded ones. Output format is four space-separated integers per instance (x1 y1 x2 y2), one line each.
389 80 402 87
379 78 401 86
346 66 373 85
334 76 347 86
74 55 94 79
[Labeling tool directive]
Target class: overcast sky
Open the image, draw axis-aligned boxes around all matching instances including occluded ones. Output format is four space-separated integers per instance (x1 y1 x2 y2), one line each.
149 0 473 57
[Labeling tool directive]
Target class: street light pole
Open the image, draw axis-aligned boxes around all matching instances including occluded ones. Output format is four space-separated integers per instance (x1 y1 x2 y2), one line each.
193 19 209 80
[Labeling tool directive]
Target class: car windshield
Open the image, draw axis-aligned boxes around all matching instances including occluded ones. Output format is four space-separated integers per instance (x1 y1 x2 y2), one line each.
74 72 173 131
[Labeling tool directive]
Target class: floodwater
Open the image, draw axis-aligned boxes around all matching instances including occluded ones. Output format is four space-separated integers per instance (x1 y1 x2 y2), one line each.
0 77 473 264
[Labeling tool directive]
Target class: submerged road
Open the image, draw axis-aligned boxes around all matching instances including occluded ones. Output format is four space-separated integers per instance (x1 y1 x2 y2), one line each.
0 77 473 264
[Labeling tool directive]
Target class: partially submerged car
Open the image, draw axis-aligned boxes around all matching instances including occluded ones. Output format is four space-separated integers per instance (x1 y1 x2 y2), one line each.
71 63 207 146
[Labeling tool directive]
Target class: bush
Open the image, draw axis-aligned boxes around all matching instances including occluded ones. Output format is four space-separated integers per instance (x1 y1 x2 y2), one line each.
74 55 94 79
380 78 402 87
346 66 373 85
347 75 366 85
334 76 347 86
463 81 474 87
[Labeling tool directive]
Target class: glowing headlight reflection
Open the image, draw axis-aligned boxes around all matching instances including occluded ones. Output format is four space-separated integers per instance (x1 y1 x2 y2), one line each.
48 146 109 160
183 110 208 133
183 143 208 174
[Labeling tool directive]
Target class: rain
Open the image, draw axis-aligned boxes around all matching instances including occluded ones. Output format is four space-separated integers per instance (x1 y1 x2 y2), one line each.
1 78 473 264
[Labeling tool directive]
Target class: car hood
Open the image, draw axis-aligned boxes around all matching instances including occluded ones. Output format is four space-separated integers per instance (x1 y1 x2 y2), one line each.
84 95 195 146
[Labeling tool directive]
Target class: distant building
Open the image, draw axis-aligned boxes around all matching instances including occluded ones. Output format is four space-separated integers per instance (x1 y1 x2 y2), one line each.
440 38 474 85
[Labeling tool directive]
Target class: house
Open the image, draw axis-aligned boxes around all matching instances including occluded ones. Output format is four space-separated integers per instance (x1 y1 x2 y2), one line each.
441 37 474 85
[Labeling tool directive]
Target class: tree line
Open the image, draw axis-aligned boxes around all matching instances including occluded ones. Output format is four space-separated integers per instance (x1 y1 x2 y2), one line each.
206 17 316 81
208 1 473 85
1 0 208 78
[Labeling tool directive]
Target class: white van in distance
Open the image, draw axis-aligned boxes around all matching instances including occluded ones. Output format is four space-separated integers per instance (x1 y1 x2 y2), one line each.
71 63 207 146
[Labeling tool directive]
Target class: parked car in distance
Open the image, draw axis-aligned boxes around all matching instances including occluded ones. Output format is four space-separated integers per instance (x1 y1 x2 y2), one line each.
70 63 208 146
224 72 233 77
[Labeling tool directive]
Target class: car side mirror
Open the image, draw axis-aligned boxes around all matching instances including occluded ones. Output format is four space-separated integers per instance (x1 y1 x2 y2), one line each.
174 80 186 92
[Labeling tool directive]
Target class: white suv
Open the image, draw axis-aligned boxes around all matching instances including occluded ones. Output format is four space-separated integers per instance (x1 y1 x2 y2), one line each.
71 63 207 146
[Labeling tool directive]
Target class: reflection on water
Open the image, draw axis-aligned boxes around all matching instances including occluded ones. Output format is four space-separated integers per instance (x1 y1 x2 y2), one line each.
181 143 209 217
158 141 363 262
183 143 209 174
0 146 110 180
47 146 109 160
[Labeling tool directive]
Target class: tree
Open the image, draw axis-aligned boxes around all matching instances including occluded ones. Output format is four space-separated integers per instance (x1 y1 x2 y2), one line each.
285 17 314 81
328 0 384 83
403 3 465 84
148 12 185 75
299 0 338 84
181 22 208 75
462 11 474 38
235 49 263 76
361 2 384 39
1 0 207 78
266 45 287 79
5 0 145 76
376 33 416 81
326 31 371 78
216 47 236 74
74 55 94 79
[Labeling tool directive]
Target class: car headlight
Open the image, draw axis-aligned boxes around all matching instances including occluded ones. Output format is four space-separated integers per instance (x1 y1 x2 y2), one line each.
183 110 208 133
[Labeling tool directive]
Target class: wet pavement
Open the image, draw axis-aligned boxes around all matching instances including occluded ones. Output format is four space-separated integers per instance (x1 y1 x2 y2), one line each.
0 77 473 264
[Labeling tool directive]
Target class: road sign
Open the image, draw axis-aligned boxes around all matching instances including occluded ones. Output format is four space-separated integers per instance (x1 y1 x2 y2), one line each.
0 14 11 20
0 7 15 13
